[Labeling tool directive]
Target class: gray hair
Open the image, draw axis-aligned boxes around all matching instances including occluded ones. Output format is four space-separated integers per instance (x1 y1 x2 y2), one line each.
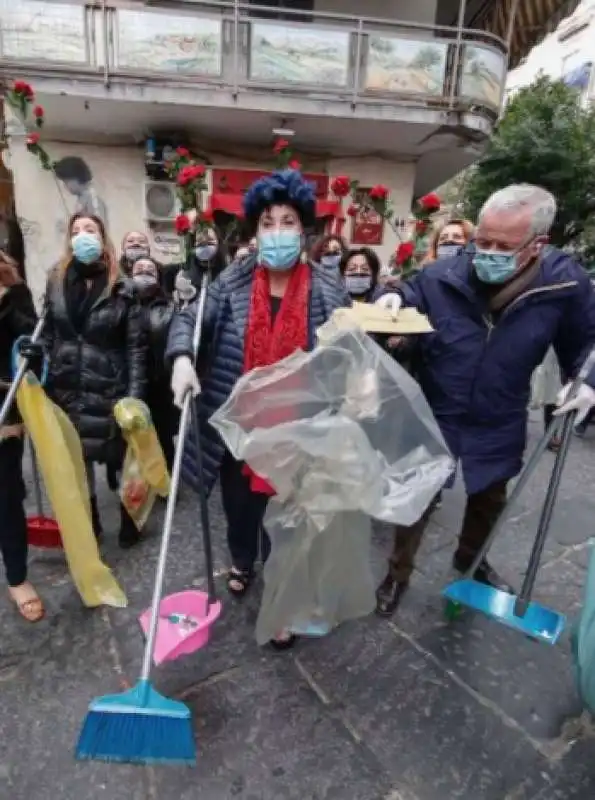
479 184 556 236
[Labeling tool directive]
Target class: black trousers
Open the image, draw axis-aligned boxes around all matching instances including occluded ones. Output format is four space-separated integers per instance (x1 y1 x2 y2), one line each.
0 437 28 586
147 383 177 471
219 452 269 571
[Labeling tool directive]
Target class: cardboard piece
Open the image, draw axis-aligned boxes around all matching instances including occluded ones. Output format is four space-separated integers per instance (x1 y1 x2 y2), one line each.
329 305 434 335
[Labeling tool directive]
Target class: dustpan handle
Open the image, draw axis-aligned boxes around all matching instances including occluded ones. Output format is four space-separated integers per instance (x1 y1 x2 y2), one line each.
28 437 45 517
466 346 595 577
190 400 216 603
514 410 576 616
141 270 211 681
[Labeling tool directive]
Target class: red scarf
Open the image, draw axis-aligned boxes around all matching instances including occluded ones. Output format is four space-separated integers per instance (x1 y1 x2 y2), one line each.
242 262 311 494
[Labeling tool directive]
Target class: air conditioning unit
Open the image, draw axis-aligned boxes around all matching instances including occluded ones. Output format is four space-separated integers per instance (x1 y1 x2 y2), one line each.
143 180 181 223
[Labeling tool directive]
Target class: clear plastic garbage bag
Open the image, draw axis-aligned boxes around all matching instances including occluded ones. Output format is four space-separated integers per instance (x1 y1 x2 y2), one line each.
211 326 454 644
572 541 595 713
16 371 127 608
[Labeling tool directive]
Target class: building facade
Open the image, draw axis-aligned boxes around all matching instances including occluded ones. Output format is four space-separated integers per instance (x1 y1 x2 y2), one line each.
0 0 580 299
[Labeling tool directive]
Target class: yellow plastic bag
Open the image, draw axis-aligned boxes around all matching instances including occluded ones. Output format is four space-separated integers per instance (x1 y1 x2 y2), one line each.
16 373 127 608
114 398 170 531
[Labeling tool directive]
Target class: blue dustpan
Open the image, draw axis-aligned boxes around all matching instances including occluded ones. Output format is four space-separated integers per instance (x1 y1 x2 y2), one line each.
442 386 584 645
443 579 566 644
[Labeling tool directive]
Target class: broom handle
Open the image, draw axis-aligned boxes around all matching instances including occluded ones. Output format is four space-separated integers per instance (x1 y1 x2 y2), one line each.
514 409 576 617
466 346 595 577
0 315 45 430
141 271 210 682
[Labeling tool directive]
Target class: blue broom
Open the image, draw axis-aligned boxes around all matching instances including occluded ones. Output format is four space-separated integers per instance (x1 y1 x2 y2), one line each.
76 269 211 765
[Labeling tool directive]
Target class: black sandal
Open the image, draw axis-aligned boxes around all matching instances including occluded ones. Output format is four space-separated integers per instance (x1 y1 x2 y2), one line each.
226 567 253 598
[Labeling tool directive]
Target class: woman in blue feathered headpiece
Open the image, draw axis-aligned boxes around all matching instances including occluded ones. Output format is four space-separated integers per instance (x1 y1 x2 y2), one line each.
166 168 350 649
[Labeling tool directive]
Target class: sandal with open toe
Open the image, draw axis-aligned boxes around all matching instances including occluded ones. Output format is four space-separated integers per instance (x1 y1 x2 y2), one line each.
226 567 254 598
9 584 45 623
269 632 297 651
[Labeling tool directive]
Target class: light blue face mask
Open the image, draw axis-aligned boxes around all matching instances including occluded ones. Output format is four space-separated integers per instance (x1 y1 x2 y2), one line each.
71 232 102 265
320 253 341 270
258 230 302 271
472 249 518 284
195 244 217 262
436 243 462 259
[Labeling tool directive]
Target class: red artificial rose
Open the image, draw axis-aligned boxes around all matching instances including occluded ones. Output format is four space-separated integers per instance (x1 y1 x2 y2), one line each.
419 192 440 212
176 163 205 186
415 219 428 234
176 146 190 158
273 138 290 154
175 213 191 234
369 184 389 201
25 132 40 146
395 241 415 265
330 175 351 198
201 208 215 224
288 159 301 170
347 203 358 217
33 105 44 118
13 80 34 100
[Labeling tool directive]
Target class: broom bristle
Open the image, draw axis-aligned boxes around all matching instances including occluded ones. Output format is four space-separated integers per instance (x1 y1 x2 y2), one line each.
76 711 196 765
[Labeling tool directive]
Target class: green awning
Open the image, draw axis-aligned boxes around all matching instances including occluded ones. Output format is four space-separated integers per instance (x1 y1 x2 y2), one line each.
474 0 581 68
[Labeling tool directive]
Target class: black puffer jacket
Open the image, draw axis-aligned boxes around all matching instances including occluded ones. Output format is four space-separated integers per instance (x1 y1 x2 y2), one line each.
43 267 147 464
141 292 174 384
0 283 37 426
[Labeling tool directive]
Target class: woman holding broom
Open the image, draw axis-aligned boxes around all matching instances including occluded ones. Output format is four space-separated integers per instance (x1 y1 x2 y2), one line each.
0 251 45 621
167 168 351 649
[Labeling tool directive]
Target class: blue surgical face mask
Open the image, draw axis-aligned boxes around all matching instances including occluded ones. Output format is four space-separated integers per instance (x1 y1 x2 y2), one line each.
258 230 302 271
320 253 341 270
436 242 462 259
71 232 102 265
472 249 518 284
345 275 372 296
195 244 217 262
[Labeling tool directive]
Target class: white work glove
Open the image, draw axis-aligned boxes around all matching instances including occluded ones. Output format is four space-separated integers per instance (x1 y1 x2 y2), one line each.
171 356 200 409
375 292 402 320
554 381 595 425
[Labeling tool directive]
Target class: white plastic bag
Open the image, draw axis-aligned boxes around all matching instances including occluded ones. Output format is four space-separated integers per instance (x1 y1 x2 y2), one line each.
211 326 454 644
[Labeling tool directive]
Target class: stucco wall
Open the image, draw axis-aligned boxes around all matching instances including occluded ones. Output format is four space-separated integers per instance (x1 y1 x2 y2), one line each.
8 136 415 302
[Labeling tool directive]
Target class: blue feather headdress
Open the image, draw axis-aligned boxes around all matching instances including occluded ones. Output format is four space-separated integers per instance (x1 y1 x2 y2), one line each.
243 169 316 232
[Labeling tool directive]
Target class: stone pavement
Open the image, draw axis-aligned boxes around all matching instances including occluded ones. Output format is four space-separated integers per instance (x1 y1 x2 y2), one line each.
2 412 595 800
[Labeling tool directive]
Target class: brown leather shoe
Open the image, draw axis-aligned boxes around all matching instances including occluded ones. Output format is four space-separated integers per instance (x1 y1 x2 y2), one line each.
375 574 409 617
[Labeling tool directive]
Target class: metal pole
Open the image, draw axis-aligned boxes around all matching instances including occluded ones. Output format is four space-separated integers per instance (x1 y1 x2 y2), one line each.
448 0 468 108
505 0 521 62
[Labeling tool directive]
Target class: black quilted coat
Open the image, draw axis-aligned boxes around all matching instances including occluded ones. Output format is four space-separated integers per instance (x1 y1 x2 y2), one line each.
43 266 147 464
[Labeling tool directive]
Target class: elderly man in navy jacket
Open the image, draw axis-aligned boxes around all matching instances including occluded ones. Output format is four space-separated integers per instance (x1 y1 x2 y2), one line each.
375 184 595 616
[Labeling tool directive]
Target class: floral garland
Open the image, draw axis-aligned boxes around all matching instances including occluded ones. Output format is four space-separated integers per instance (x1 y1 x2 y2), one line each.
166 147 212 239
5 80 53 171
393 192 441 276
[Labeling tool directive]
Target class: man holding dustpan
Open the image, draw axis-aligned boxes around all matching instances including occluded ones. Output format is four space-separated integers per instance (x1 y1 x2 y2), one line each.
374 184 595 616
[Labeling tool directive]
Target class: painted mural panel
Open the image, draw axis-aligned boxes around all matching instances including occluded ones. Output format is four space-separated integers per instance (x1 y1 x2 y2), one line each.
460 45 507 109
249 23 350 86
0 0 87 63
365 35 448 96
115 10 222 75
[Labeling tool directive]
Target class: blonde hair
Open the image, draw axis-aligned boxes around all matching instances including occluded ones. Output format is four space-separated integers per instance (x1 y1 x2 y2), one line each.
58 213 119 285
423 218 475 264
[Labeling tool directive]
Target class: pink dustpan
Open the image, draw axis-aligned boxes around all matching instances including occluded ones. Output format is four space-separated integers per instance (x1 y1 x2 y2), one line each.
139 590 222 666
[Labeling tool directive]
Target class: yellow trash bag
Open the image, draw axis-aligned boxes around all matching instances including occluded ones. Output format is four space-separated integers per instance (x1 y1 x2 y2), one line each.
16 373 127 608
114 398 170 531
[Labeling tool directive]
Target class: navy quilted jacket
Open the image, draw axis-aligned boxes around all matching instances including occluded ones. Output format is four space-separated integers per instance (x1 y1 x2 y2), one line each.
398 247 595 494
166 258 351 494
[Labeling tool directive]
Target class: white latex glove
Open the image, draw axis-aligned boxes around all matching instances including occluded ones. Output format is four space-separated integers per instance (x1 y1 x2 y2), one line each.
554 381 595 425
375 292 403 320
171 356 200 409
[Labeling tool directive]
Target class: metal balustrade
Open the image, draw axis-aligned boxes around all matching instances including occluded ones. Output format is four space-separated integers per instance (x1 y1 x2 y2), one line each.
0 0 509 114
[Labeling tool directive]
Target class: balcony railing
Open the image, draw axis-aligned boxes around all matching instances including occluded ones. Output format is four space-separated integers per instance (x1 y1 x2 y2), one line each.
0 0 509 115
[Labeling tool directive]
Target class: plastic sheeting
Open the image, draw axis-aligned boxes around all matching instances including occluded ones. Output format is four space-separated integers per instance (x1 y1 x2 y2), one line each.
572 541 595 713
211 325 454 644
114 398 170 531
16 371 127 608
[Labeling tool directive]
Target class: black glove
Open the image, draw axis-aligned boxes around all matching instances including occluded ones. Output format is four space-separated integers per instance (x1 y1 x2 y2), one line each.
17 338 45 379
